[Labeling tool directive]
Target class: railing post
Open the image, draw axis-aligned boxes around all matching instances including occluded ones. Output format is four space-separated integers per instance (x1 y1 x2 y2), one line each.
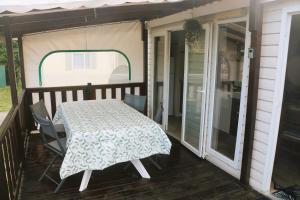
83 83 95 100
0 152 9 200
5 30 18 106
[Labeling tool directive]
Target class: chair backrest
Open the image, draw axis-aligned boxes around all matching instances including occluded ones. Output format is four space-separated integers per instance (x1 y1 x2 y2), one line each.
30 100 51 120
30 101 65 154
124 93 147 114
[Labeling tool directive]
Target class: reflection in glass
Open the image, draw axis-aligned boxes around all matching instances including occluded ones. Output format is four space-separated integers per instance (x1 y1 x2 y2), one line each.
184 28 206 149
211 21 246 160
41 51 130 87
153 36 165 124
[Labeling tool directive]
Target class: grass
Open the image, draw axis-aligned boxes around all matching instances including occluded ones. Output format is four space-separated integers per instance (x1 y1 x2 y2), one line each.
0 86 12 112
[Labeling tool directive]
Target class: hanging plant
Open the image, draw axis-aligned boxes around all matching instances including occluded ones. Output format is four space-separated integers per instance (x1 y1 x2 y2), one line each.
184 19 202 47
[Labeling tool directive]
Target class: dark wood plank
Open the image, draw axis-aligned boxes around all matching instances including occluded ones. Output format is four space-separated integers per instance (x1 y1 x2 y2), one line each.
1 140 14 198
72 90 78 101
101 88 106 99
111 87 116 99
121 87 125 100
50 91 56 119
61 91 67 102
241 0 263 184
5 31 18 105
17 37 26 89
38 92 44 101
0 146 10 200
130 86 135 95
8 129 18 185
20 134 263 200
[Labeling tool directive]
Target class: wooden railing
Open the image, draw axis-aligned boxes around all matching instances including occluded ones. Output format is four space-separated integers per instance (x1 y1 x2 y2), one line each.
26 82 146 128
0 90 28 200
0 82 146 199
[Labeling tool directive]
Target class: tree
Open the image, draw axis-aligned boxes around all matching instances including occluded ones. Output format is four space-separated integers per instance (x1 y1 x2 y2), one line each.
0 40 21 84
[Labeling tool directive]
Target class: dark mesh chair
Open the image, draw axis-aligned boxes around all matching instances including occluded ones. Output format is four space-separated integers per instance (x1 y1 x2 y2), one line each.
30 101 67 193
123 94 162 170
124 93 147 114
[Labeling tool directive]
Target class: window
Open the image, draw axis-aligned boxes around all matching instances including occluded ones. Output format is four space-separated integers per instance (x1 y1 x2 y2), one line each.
70 52 93 70
39 50 131 87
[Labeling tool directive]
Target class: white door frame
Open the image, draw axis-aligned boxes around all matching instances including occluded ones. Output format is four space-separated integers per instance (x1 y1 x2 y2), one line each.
151 30 168 128
181 23 211 157
151 24 183 130
205 16 251 177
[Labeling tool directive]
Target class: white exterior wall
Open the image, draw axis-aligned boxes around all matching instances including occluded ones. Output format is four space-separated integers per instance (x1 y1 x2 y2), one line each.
250 0 300 193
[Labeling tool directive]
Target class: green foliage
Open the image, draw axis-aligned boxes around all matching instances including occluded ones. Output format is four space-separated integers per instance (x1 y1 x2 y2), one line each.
0 40 21 81
0 86 12 112
0 42 7 65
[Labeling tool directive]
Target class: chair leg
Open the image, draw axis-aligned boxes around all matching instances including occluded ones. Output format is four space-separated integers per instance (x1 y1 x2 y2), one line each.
148 157 162 170
39 155 57 181
54 179 66 193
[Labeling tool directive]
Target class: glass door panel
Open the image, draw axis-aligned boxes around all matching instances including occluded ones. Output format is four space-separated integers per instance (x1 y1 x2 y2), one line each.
210 21 246 160
153 36 165 125
182 27 208 152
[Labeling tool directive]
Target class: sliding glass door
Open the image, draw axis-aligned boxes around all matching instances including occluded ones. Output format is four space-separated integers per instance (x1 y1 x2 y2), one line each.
207 19 249 170
181 25 209 155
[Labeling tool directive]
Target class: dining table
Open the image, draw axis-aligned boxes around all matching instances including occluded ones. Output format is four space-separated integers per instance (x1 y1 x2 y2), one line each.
53 99 172 191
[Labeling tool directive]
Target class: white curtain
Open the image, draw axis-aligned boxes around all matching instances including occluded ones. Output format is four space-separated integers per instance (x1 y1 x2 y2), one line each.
23 21 144 87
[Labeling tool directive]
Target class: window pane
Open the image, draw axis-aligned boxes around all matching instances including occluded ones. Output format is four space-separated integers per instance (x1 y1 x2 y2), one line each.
41 51 130 87
184 28 206 149
72 53 85 69
211 21 246 160
153 36 165 124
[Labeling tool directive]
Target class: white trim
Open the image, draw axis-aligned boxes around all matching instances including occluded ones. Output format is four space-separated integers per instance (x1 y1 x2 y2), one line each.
181 24 211 157
262 5 300 192
148 0 250 28
150 30 167 123
205 16 250 176
163 31 171 130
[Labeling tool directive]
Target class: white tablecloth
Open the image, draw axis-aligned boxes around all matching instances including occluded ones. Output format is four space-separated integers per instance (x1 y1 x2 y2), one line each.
53 99 171 179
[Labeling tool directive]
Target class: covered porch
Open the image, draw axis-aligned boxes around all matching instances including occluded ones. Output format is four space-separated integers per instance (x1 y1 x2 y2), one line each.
0 0 265 199
21 134 259 200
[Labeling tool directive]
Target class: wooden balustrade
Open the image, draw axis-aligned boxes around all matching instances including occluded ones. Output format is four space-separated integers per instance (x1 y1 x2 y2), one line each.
26 82 146 127
0 91 28 200
0 82 146 199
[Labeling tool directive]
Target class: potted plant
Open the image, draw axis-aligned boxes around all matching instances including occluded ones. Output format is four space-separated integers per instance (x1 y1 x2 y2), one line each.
183 19 203 47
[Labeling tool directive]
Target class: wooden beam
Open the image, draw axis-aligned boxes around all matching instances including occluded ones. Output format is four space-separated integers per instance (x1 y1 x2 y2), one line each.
17 36 26 89
240 0 263 185
5 30 18 105
142 20 148 92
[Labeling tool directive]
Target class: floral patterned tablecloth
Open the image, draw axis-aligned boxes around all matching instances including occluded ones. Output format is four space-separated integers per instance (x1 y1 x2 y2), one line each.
53 99 171 179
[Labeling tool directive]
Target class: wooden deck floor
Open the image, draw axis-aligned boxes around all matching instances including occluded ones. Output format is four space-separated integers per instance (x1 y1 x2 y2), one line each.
20 134 265 200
